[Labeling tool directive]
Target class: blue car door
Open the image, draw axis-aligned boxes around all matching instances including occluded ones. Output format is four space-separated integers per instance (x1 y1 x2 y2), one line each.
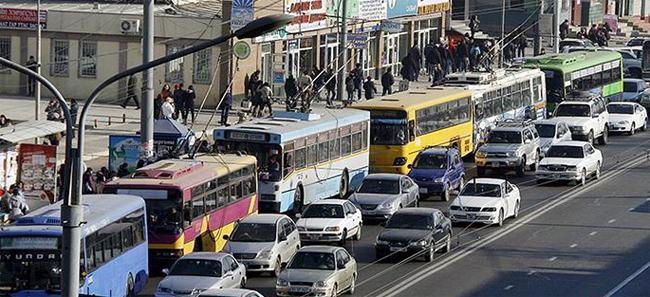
451 151 463 188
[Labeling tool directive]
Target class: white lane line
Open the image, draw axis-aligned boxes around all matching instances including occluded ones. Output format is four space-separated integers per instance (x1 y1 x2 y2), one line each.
548 256 558 262
628 207 635 211
608 219 617 224
569 244 578 248
504 285 514 291
603 259 650 297
589 231 598 236
527 270 536 275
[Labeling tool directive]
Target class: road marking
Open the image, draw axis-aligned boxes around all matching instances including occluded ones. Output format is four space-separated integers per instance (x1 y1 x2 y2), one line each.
504 285 514 291
372 155 647 297
527 270 536 275
602 259 650 297
589 231 598 236
548 256 557 262
569 244 578 248
608 219 617 224
628 207 635 211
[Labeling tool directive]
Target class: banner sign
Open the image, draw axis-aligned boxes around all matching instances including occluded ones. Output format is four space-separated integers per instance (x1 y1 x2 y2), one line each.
18 144 57 206
109 135 142 174
381 20 403 33
417 0 450 15
285 0 328 33
0 8 47 30
327 0 359 26
253 27 287 43
347 33 368 49
0 147 19 192
359 0 387 21
387 0 417 18
231 0 254 31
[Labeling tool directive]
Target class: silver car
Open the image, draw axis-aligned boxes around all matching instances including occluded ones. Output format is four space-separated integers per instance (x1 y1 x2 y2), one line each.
276 246 358 297
475 121 541 177
223 214 301 276
198 289 265 297
349 174 419 220
534 119 572 158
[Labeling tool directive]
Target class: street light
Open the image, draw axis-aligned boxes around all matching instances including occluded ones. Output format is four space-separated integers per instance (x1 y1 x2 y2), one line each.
62 14 293 297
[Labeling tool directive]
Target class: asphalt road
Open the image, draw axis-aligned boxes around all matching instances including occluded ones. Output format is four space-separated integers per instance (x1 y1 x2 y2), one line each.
140 129 650 297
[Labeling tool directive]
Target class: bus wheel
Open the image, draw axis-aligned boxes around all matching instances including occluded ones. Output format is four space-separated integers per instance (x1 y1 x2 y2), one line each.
339 170 349 198
293 185 304 215
126 274 134 297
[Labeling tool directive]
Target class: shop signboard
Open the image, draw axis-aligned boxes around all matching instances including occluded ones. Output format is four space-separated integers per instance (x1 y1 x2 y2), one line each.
0 148 18 192
0 8 47 30
18 144 57 206
253 27 288 43
273 70 286 84
326 0 359 26
109 135 142 175
285 0 329 33
347 33 368 49
359 0 387 21
381 20 403 33
387 0 417 19
231 0 254 31
417 0 450 15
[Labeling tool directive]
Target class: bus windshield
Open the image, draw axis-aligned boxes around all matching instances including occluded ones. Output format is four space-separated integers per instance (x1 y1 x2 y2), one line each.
221 142 282 182
0 237 62 292
369 110 408 145
543 70 565 103
113 188 183 235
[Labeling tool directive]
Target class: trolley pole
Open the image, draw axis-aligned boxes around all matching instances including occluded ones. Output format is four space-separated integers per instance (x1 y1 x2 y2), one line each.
337 0 348 102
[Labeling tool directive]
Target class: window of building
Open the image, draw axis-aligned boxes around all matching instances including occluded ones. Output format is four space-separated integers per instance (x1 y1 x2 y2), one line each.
166 44 184 83
79 41 97 78
193 48 212 84
51 40 70 77
0 37 10 71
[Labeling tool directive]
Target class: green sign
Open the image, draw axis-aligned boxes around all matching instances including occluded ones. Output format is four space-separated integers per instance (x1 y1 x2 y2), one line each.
233 41 251 60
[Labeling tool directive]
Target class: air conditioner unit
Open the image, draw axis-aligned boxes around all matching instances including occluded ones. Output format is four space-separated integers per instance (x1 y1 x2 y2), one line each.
120 19 140 33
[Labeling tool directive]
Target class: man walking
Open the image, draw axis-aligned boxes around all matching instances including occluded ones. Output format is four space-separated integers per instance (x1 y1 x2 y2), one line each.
121 75 140 109
409 44 422 81
363 76 377 100
26 56 38 97
219 87 232 126
173 83 186 120
381 69 395 96
325 68 336 107
183 85 196 125
351 64 363 100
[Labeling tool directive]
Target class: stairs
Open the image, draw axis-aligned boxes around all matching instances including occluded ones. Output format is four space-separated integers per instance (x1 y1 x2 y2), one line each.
619 16 650 37
449 20 492 40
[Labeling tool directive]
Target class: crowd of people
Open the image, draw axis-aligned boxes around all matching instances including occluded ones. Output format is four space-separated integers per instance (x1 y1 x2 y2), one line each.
1 181 29 220
153 82 197 125
574 22 612 46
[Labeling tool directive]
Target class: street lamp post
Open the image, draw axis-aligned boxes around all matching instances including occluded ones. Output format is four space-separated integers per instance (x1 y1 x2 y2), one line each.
62 14 293 297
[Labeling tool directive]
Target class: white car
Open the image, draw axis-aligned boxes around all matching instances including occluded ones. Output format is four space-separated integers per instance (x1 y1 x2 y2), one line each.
199 289 265 297
536 141 603 186
607 102 648 135
534 119 572 157
448 178 521 227
296 199 363 245
554 94 609 145
222 214 301 276
156 253 246 297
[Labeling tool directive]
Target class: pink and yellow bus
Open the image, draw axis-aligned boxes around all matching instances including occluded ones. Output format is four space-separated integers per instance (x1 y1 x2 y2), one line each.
104 153 257 272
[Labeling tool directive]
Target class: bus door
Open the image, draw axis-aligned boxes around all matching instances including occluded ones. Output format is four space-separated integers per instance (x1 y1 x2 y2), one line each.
643 40 650 80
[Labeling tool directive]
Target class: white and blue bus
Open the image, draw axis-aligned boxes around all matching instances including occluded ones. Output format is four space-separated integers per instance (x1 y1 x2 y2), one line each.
445 68 547 150
0 195 148 297
213 108 370 213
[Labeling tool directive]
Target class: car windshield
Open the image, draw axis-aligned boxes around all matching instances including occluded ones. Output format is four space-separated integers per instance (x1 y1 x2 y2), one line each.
385 214 433 230
169 259 222 277
302 204 345 218
534 124 557 138
555 104 591 117
543 70 565 103
230 223 276 242
624 82 640 92
460 183 502 197
369 110 409 145
288 252 335 270
545 146 584 158
357 179 400 195
413 154 447 169
607 104 634 114
487 131 521 144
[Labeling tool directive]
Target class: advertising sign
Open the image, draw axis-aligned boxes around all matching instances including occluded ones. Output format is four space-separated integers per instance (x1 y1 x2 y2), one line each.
387 0 417 18
327 0 359 26
231 0 254 31
285 0 328 33
0 148 18 191
253 27 288 43
417 0 450 15
0 8 47 30
347 33 368 49
359 0 387 21
381 20 403 33
109 135 142 175
273 70 286 84
18 144 57 206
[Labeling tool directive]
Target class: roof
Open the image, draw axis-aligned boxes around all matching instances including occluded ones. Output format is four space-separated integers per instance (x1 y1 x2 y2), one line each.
297 245 342 253
467 178 506 185
534 119 564 125
0 195 145 238
392 208 439 215
0 120 66 146
199 289 261 297
364 173 404 181
241 213 286 224
421 147 453 154
180 252 230 261
309 199 349 206
352 88 471 112
553 140 590 147
146 118 189 137
524 51 622 73
624 78 646 83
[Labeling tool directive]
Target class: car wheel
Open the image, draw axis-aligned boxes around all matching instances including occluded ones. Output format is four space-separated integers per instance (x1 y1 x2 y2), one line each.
513 201 520 219
441 183 451 201
414 197 420 207
629 123 636 135
126 274 134 297
641 119 647 131
580 168 587 186
332 284 338 297
442 233 451 253
349 275 356 294
354 224 362 241
424 243 434 262
458 176 465 190
293 185 304 215
598 126 609 145
497 209 504 227
529 151 540 171
240 277 246 288
339 170 349 198
595 162 601 179
273 256 282 277
339 230 347 246
516 157 526 177
477 166 486 177
587 130 594 145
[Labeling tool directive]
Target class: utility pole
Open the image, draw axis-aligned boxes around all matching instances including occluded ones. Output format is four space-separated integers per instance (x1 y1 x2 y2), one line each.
500 0 505 67
36 0 41 123
534 0 544 56
553 0 560 53
337 0 348 102
142 0 154 158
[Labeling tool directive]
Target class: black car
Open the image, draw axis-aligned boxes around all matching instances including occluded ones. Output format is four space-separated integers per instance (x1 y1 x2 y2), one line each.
374 208 452 262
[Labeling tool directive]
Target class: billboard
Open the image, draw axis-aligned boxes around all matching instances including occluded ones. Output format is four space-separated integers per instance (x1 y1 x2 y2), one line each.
387 0 417 18
18 144 57 207
285 0 329 33
0 8 47 30
109 135 142 175
231 0 254 31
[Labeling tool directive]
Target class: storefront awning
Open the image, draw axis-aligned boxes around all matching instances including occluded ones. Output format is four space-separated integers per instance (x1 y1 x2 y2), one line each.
0 120 66 146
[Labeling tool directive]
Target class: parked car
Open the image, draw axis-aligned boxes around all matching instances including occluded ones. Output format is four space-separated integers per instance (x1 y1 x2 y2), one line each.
641 89 650 110
626 37 650 47
474 120 541 177
407 147 465 201
156 253 246 297
607 102 648 135
553 92 609 145
536 141 603 186
199 289 265 297
222 214 300 276
276 246 358 297
560 38 595 50
349 173 419 220
534 119 572 157
622 78 648 102
296 199 362 245
374 208 452 262
448 178 521 227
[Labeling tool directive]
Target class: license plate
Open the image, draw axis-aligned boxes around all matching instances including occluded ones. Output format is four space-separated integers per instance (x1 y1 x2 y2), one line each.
389 246 403 252
310 234 319 240
362 210 375 215
467 213 477 219
491 162 499 168
290 287 310 293
552 173 561 178
419 188 428 194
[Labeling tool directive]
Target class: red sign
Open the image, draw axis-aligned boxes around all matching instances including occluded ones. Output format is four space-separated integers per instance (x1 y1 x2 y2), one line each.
0 8 47 29
18 144 57 206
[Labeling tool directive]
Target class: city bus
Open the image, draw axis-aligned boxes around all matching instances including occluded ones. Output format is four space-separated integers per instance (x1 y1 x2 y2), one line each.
213 109 370 214
524 51 624 113
103 153 258 272
352 88 473 174
445 68 547 148
0 194 148 297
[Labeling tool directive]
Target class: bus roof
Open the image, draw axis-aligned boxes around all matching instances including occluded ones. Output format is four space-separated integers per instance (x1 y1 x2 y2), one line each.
214 107 370 144
104 153 257 190
0 194 145 238
445 67 543 86
351 87 472 112
523 51 622 73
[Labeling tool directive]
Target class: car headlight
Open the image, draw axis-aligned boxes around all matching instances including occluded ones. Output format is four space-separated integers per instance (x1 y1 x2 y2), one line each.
450 205 461 211
314 280 330 288
409 240 428 246
297 226 306 231
376 240 389 245
571 126 583 131
481 207 497 212
324 226 340 232
277 278 289 287
157 287 172 294
538 165 548 171
434 177 444 183
393 157 408 166
566 166 577 172
619 120 629 125
506 152 517 157
476 151 487 158
377 202 395 210
191 289 205 296
258 250 273 260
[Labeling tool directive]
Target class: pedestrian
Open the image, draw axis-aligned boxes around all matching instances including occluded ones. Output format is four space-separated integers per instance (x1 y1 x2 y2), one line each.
6 187 29 220
162 97 175 118
183 85 196 125
82 168 95 194
95 166 108 194
219 87 233 126
251 79 264 117
313 67 324 101
559 19 569 40
437 40 449 77
456 39 469 72
258 82 273 117
425 42 441 83
469 15 480 39
381 69 395 96
26 56 39 97
577 27 588 39
325 68 336 107
351 64 363 100
518 32 527 57
588 24 598 44
0 115 12 127
470 41 481 70
298 70 313 102
401 54 415 81
345 75 355 105
70 99 79 126
173 83 186 120
284 74 299 102
156 84 172 120
121 75 140 109
248 70 260 99
243 73 250 99
363 76 377 100
504 41 514 63
117 163 130 178
409 44 422 81
45 100 63 122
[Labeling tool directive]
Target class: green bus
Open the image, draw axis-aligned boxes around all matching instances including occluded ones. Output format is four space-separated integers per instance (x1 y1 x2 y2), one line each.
524 51 624 114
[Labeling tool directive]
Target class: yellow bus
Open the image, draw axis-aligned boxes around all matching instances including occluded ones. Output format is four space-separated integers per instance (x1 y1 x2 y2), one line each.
352 87 473 174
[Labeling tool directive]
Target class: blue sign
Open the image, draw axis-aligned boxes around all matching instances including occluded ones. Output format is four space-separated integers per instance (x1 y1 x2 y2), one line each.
109 135 142 174
387 0 417 18
347 33 368 49
273 71 285 84
231 0 254 31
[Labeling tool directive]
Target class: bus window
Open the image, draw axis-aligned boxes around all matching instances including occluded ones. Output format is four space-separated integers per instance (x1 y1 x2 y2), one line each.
341 135 351 156
183 201 192 227
318 139 329 163
295 147 306 169
267 154 281 180
408 120 415 142
543 70 564 103
243 177 254 196
122 227 134 249
192 196 205 219
307 144 317 166
205 192 217 212
217 187 228 207
330 138 340 159
284 151 294 176
352 132 362 152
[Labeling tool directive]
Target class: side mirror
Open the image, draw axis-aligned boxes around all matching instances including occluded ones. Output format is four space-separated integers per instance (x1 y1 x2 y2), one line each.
295 213 302 219
222 234 229 240
524 139 532 144
451 190 460 196
402 189 410 194
593 112 600 118
224 271 234 278
379 221 386 227
407 164 413 169
281 262 288 270
338 263 346 269
162 268 170 276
